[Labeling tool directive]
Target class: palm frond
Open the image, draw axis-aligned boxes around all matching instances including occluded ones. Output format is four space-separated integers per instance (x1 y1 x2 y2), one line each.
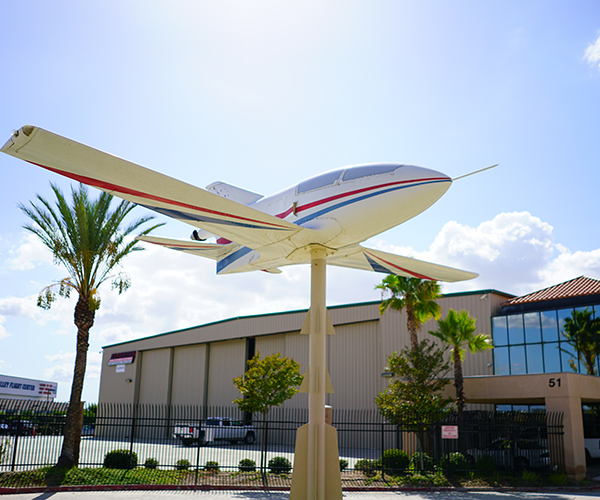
20 182 163 309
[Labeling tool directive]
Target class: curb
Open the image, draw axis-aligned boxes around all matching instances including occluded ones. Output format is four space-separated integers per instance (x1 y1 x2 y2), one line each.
2 484 600 495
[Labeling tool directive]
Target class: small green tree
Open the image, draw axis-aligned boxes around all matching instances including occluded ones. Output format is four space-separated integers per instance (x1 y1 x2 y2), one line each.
561 308 600 375
376 339 452 452
376 275 442 352
429 309 493 415
233 352 303 477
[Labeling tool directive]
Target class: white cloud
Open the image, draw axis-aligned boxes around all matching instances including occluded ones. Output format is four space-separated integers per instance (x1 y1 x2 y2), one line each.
44 350 101 384
0 315 8 340
584 34 600 68
0 295 42 321
540 245 600 286
0 294 74 326
8 233 53 271
45 351 74 364
372 211 598 297
427 212 555 293
44 351 75 382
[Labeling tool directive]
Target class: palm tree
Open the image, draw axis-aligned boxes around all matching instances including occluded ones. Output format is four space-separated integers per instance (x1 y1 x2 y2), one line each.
19 183 161 468
561 308 600 375
376 275 442 352
429 309 493 414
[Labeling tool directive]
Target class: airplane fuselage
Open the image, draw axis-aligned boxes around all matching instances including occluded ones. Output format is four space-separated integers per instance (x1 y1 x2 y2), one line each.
209 163 451 273
254 163 451 248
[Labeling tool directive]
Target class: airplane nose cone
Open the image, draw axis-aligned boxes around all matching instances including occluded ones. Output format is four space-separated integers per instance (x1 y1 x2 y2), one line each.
388 164 452 219
396 164 451 184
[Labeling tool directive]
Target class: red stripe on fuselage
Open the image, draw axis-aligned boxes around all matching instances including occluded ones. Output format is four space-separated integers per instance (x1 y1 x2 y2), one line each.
275 176 449 220
28 161 293 230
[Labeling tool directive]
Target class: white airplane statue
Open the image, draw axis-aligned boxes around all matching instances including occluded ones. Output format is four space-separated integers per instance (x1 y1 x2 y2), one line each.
1 125 488 500
2 125 479 282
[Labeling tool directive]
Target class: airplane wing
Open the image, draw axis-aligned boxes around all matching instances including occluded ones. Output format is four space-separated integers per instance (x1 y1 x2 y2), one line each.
327 245 478 282
136 235 235 260
1 126 304 250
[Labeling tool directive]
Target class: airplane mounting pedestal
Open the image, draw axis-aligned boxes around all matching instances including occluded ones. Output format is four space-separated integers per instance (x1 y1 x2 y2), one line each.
290 245 342 500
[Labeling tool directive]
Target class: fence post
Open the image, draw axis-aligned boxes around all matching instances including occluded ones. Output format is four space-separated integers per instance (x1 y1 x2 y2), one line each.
10 432 19 471
128 404 137 468
381 421 385 480
194 413 202 486
261 417 269 487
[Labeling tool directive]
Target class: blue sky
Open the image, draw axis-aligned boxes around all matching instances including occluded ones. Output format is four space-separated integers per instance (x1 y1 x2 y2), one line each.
0 1 599 402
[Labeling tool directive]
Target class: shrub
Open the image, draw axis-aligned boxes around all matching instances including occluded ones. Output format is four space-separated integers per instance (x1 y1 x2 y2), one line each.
176 459 191 471
381 449 409 474
355 458 378 477
103 449 138 470
474 454 496 475
339 459 348 471
410 451 434 471
238 458 256 472
522 469 542 486
268 456 292 474
144 457 159 469
549 471 568 485
404 473 433 486
204 461 219 473
439 452 468 473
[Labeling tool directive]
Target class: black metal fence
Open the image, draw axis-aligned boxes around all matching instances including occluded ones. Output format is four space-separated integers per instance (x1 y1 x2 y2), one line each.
0 400 564 484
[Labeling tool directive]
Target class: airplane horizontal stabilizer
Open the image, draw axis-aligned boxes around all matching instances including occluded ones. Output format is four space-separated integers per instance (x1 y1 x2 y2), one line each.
136 235 234 260
327 245 478 282
1 126 303 251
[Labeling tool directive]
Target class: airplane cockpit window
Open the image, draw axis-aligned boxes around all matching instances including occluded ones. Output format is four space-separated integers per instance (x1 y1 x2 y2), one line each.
342 164 402 182
296 169 344 194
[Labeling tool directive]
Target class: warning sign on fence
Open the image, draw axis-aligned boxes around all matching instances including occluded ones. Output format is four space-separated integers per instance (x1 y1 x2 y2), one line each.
441 425 458 439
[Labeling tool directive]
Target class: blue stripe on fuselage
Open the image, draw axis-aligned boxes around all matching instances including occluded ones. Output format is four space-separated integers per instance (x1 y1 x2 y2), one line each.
294 178 449 226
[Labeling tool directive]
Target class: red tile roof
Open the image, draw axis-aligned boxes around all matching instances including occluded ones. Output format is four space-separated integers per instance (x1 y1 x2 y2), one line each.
503 276 600 306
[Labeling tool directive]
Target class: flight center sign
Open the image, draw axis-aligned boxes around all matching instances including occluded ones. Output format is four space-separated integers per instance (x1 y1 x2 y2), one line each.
108 351 136 374
0 375 58 399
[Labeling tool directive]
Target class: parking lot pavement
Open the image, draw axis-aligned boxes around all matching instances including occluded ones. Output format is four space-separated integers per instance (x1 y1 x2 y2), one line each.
4 490 600 500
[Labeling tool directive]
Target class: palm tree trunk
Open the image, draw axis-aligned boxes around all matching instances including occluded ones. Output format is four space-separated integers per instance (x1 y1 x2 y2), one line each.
57 295 94 468
453 348 465 416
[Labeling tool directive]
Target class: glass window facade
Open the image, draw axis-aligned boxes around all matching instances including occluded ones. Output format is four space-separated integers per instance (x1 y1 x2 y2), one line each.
491 305 600 375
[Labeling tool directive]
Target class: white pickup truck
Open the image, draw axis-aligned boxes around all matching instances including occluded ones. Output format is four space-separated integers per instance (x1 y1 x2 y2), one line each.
173 417 256 446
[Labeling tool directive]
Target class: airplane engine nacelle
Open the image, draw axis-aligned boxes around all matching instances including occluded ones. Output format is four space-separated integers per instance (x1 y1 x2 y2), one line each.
191 229 215 241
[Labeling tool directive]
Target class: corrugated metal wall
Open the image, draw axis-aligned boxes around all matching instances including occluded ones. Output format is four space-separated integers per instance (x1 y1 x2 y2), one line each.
137 348 171 405
206 339 246 407
255 333 286 358
327 320 381 410
171 344 208 406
